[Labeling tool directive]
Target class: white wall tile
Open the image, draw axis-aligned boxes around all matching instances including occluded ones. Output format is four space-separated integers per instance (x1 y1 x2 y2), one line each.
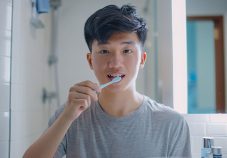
0 0 12 30
10 141 25 158
11 83 44 111
0 1 11 158
11 58 24 84
183 114 209 123
188 123 206 136
11 110 48 141
0 141 9 158
206 124 227 136
10 138 36 158
10 134 42 158
0 29 11 57
0 82 10 111
0 56 10 83
209 114 227 123
0 112 9 141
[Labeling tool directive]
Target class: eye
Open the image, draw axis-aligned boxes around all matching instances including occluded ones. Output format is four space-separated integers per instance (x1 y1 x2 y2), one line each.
98 50 109 54
123 49 133 54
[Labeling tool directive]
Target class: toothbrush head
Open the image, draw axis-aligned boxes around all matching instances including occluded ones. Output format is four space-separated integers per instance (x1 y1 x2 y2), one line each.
111 76 122 83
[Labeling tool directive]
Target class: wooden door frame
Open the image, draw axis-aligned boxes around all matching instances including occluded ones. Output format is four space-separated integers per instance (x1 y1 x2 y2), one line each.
187 16 225 113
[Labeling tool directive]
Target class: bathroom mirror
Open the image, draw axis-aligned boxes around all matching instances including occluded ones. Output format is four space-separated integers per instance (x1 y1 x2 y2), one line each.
54 0 227 114
52 0 156 106
186 0 227 113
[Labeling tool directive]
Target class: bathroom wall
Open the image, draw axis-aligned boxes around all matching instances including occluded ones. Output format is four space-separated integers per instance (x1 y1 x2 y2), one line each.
10 0 52 157
184 114 227 157
56 0 227 157
0 0 12 157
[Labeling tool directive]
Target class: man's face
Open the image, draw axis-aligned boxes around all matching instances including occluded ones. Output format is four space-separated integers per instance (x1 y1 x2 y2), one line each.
87 32 146 92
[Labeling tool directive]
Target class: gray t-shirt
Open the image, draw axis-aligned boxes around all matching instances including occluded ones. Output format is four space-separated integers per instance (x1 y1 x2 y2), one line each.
49 96 191 158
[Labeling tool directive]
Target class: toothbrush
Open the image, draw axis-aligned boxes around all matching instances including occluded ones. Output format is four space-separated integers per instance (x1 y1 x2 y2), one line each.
100 76 122 89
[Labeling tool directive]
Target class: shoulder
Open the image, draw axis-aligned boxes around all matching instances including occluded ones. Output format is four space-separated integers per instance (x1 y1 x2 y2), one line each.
144 96 186 124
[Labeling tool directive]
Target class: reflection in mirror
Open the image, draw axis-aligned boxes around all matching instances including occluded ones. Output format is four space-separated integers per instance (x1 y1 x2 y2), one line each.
186 0 227 113
187 16 225 113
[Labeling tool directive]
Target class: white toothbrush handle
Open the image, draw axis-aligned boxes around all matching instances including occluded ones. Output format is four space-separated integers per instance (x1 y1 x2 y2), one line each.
100 81 114 89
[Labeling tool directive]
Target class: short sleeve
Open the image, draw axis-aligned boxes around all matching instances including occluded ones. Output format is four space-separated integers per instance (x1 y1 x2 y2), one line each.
168 116 192 158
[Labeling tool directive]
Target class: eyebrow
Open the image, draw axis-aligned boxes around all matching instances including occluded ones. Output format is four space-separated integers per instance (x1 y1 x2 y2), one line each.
97 40 136 46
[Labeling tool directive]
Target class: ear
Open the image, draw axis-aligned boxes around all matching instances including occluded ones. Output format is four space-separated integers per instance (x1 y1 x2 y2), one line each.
87 52 93 70
140 51 147 69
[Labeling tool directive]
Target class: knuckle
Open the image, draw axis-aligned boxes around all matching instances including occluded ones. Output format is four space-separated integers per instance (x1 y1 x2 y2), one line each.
85 80 94 87
86 88 93 95
68 92 76 100
69 85 78 92
84 80 91 85
80 99 88 107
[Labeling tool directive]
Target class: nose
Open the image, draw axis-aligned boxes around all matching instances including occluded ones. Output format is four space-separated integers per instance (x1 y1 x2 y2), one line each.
107 53 123 68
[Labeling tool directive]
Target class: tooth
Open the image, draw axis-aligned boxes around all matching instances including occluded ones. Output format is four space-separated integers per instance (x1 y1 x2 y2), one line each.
108 74 123 77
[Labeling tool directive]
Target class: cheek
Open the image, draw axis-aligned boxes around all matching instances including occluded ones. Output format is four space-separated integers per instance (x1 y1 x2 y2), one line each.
127 57 141 74
92 57 105 71
128 55 140 67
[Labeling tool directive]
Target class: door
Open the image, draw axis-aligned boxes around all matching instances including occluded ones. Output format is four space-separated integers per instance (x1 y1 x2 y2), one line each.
187 16 225 113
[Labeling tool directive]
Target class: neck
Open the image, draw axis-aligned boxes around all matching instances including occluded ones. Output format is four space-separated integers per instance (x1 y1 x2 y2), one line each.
98 90 143 117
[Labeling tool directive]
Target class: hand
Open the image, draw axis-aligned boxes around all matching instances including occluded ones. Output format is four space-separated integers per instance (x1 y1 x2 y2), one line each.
62 80 100 122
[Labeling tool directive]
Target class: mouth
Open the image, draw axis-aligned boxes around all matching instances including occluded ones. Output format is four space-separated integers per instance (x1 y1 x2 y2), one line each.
107 74 125 81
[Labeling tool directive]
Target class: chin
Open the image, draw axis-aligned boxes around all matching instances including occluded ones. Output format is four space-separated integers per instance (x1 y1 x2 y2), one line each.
102 84 129 93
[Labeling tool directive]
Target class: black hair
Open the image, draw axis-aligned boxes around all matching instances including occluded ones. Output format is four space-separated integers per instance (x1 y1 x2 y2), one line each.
84 4 147 51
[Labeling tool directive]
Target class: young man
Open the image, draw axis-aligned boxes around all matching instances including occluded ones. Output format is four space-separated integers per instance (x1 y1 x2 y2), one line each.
23 4 191 158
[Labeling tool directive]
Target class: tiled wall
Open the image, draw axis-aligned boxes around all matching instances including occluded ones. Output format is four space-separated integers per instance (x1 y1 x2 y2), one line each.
0 0 12 157
184 114 227 158
10 0 52 157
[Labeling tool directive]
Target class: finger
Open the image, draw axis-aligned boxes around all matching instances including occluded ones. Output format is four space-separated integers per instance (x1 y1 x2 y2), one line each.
78 80 101 92
72 99 90 110
69 83 98 93
74 92 98 101
68 91 91 103
72 85 98 101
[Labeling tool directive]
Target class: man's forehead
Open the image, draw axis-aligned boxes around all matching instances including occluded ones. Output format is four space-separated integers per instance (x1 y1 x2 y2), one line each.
95 32 139 44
